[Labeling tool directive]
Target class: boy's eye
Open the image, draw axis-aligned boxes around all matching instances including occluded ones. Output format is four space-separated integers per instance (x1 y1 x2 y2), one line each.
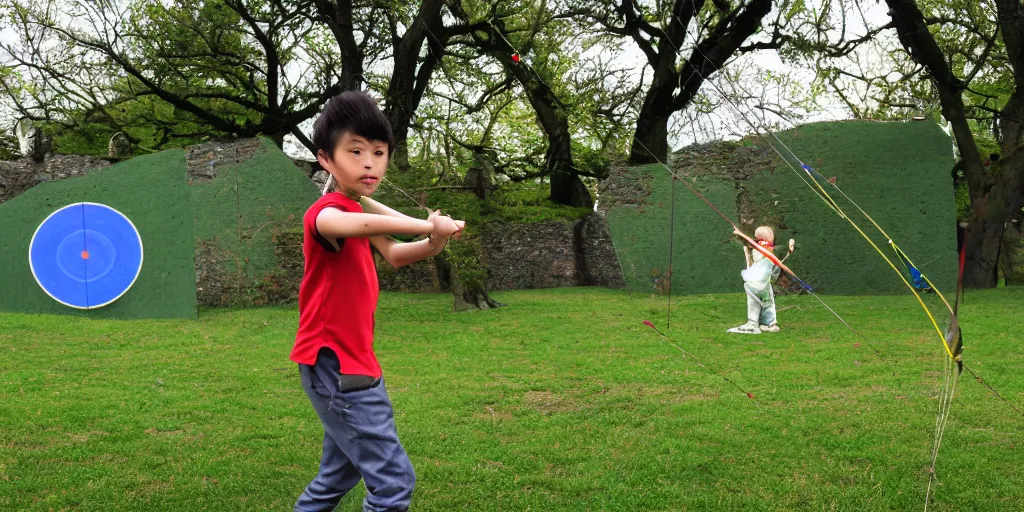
351 150 360 155
375 151 385 156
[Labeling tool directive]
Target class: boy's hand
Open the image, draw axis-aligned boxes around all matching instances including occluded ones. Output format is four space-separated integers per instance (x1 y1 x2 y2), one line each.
428 211 460 240
452 220 465 240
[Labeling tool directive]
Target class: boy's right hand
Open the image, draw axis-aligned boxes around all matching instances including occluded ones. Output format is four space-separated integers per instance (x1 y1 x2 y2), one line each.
428 210 461 240
452 220 465 240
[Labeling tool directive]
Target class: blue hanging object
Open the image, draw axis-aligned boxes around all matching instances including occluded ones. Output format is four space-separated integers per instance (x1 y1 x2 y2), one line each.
29 202 144 309
895 248 931 292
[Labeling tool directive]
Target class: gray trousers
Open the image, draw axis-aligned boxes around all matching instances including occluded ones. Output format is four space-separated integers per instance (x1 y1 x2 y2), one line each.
296 349 415 512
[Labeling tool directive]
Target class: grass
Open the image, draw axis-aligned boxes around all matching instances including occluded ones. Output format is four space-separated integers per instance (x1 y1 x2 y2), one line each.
1 287 1022 511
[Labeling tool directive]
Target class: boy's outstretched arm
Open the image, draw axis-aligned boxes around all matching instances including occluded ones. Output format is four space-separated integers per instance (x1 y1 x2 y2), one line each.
358 196 415 219
733 228 753 267
316 208 434 240
371 212 463 268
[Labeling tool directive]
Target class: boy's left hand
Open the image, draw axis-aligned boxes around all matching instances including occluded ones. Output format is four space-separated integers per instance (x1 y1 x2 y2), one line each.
426 209 464 241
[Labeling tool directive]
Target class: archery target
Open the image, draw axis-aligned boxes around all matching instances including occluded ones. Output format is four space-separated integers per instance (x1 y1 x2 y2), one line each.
29 202 144 309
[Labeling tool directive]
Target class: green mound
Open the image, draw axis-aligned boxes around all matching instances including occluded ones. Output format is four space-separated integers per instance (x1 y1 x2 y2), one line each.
190 138 318 306
603 120 958 295
0 138 319 318
0 150 196 318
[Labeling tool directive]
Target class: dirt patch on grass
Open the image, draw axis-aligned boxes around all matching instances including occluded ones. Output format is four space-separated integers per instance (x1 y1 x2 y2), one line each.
522 390 585 415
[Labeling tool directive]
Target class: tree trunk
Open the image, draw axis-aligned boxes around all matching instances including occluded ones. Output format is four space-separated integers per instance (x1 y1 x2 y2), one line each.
623 0 770 165
963 149 1024 287
515 69 591 207
963 215 1003 287
628 27 678 165
547 142 592 208
463 149 497 199
450 5 592 208
1000 221 1023 284
452 281 505 311
886 0 1019 288
313 1 365 92
630 107 671 164
384 0 446 172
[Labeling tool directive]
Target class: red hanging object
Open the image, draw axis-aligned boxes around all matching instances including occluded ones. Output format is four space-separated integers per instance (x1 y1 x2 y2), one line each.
511 53 521 63
642 320 655 329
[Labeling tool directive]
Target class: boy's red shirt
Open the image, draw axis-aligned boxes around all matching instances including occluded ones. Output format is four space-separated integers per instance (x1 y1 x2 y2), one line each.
290 193 382 378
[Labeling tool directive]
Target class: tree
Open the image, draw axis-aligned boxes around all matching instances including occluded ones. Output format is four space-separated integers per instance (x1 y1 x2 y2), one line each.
310 0 438 168
0 0 358 153
448 0 599 208
882 0 1024 287
375 0 450 171
581 0 773 164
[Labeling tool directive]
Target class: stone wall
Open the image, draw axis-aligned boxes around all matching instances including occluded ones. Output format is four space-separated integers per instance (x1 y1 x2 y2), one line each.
576 213 625 288
376 213 624 292
482 220 577 290
0 154 112 204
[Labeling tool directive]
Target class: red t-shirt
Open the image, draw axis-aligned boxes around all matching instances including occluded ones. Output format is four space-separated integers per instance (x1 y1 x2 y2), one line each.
290 193 382 378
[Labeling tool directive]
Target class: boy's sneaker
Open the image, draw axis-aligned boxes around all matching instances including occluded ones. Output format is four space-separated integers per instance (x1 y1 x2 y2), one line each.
726 321 762 334
760 324 780 333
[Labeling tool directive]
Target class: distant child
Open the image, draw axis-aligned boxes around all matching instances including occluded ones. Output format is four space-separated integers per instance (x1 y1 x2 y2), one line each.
291 91 463 512
727 225 782 334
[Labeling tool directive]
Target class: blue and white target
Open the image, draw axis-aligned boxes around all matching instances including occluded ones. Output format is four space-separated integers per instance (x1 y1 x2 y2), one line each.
29 202 144 309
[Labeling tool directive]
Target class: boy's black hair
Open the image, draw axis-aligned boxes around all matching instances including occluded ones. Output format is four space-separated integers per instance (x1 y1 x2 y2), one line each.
313 91 395 158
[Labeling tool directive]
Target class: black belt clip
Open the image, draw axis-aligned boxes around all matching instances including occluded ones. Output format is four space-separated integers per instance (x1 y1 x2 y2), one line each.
337 374 380 392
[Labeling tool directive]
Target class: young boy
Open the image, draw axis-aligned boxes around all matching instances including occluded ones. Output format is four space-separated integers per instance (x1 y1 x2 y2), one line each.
291 91 463 512
727 225 782 335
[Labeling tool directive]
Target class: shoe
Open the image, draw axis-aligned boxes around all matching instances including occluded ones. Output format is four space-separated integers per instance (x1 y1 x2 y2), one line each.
727 321 761 334
760 324 780 332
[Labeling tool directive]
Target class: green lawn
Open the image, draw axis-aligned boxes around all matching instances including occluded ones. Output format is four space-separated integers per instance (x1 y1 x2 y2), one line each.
1 288 1021 511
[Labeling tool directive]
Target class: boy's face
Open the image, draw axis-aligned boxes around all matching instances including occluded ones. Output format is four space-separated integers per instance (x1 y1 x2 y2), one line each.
317 131 389 199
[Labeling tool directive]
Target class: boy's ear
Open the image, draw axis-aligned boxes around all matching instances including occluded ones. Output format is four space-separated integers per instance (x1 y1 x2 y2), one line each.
316 149 332 170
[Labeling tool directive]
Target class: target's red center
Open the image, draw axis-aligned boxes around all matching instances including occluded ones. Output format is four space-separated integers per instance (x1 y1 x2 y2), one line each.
81 250 90 260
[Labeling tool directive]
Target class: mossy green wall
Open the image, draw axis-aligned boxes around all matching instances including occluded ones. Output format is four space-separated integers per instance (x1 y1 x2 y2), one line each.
0 151 197 318
605 121 958 295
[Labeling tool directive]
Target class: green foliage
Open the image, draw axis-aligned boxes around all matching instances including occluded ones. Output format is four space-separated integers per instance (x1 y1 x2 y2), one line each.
43 94 219 156
443 235 488 291
0 131 16 160
2 287 1023 510
955 183 972 221
1 0 343 156
405 0 637 188
809 0 1011 160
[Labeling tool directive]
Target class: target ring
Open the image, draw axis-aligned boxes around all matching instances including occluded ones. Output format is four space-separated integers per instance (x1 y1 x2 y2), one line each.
29 203 144 309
